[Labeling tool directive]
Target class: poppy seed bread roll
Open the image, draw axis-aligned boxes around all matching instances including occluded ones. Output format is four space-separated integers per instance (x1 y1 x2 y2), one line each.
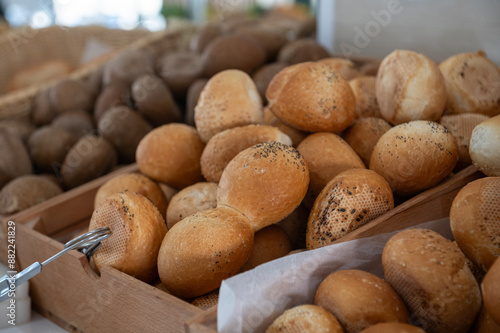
266 304 344 333
382 229 482 333
195 69 263 143
450 177 500 271
307 169 393 249
217 141 309 232
157 206 253 298
369 121 458 196
89 192 167 282
267 62 356 133
200 124 292 183
376 50 447 125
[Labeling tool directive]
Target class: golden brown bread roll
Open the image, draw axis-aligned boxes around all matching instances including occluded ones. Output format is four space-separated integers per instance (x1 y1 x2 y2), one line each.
343 117 392 167
439 113 490 170
136 124 205 189
369 121 458 196
217 141 309 232
195 69 263 143
376 50 447 125
277 39 329 64
307 169 393 249
382 229 482 333
90 192 167 282
267 62 356 133
450 177 500 272
166 182 217 229
470 115 500 176
297 132 365 198
315 269 409 333
318 58 361 81
240 224 292 271
266 304 344 333
263 107 307 147
439 51 500 117
157 206 253 298
348 76 382 119
94 172 168 219
482 257 500 326
360 323 425 333
200 124 292 183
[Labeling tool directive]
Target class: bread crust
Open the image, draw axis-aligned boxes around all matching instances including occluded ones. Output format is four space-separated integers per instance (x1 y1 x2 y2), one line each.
266 304 344 333
470 115 500 176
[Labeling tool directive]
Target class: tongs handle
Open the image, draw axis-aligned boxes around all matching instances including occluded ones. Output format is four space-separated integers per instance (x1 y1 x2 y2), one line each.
0 262 41 302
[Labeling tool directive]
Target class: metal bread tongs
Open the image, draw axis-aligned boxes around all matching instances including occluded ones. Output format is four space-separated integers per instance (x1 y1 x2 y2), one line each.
0 227 111 302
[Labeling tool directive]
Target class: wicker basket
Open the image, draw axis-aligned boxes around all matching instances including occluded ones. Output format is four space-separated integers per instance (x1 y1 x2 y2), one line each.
0 24 194 121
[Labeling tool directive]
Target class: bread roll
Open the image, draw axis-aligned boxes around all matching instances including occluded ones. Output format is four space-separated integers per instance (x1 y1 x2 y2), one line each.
252 62 287 102
157 206 253 298
186 79 208 126
93 84 132 123
369 121 458 196
439 113 490 170
263 107 307 147
28 126 78 173
0 120 35 143
51 110 94 138
190 23 222 54
470 115 500 176
266 304 344 333
277 39 329 64
360 323 425 333
201 34 266 77
166 182 217 229
297 132 365 198
450 177 500 271
0 131 33 188
158 182 179 202
472 305 500 333
31 89 56 126
217 141 309 232
90 192 167 282
382 229 482 333
318 58 360 81
49 78 94 113
348 76 382 119
195 69 263 143
482 257 500 325
376 50 447 125
200 124 292 182
192 290 219 309
343 117 392 167
158 51 203 99
439 51 500 117
102 49 155 87
267 62 356 133
0 175 62 214
307 169 393 249
240 224 292 271
236 27 287 61
94 172 168 219
136 124 205 189
315 269 408 333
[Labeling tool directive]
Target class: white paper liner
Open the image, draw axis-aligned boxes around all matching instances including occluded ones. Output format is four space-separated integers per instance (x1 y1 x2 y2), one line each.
218 217 454 333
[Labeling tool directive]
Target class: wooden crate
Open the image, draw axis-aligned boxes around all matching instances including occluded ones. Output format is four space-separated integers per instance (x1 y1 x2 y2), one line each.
185 165 484 332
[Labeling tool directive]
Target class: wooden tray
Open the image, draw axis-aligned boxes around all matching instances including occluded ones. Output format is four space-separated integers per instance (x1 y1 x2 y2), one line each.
186 165 484 332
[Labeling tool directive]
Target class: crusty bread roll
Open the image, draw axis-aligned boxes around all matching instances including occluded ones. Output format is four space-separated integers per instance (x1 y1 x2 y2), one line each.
472 305 500 333
0 175 62 214
307 169 393 249
360 323 425 333
376 50 447 125
240 224 292 271
217 141 309 232
266 304 344 333
315 269 408 333
482 257 500 325
277 39 329 64
136 124 205 189
318 57 360 81
297 132 365 198
200 124 292 182
191 289 219 309
343 117 392 167
267 62 356 133
439 51 500 117
94 172 168 219
157 206 253 298
369 121 458 196
348 76 382 119
439 113 490 170
252 62 288 102
195 69 263 143
450 177 500 271
382 229 482 333
470 115 500 176
89 192 167 282
263 107 307 147
166 182 217 229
